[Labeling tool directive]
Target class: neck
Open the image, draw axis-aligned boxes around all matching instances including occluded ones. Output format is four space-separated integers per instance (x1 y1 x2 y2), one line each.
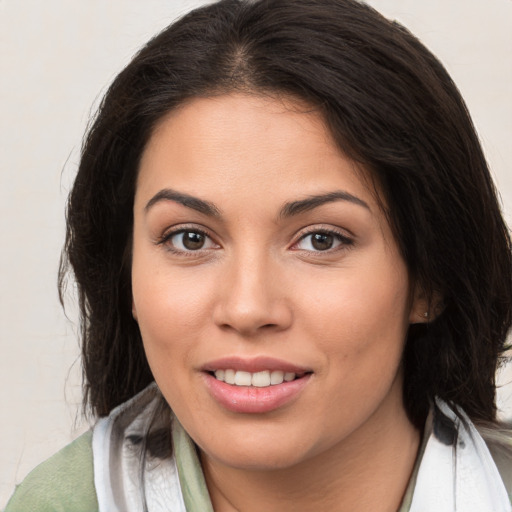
201 393 421 512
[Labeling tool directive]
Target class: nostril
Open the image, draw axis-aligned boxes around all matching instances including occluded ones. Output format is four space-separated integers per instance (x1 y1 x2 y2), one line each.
212 296 293 335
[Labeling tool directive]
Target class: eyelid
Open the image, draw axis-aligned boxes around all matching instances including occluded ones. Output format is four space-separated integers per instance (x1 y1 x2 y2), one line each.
156 223 353 254
157 224 220 253
291 225 354 251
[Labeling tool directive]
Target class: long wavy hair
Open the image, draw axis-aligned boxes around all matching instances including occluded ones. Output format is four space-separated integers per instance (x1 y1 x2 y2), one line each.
59 0 512 428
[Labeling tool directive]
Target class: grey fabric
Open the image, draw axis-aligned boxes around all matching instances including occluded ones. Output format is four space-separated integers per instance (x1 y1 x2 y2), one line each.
93 384 188 512
92 384 511 511
409 399 511 511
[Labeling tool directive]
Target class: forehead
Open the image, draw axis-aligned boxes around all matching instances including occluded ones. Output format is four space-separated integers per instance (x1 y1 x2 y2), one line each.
136 93 380 214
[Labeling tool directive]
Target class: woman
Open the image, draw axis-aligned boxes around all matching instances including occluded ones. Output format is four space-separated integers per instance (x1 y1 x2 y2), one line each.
6 0 512 510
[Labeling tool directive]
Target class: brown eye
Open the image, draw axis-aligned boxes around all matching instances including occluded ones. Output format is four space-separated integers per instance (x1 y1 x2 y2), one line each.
311 233 334 251
165 229 217 252
294 230 353 252
182 231 205 250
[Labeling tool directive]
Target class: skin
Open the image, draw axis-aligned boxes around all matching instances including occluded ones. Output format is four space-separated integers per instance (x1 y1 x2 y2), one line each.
132 93 428 511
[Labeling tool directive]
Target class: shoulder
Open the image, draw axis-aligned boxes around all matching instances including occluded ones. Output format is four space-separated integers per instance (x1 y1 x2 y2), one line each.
481 425 512 501
4 431 98 512
489 441 512 499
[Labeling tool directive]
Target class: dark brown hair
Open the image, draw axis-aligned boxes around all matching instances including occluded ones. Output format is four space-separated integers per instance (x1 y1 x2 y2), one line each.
60 0 512 427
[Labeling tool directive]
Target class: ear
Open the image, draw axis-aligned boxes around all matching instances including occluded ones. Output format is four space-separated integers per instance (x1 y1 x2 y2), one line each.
409 283 443 324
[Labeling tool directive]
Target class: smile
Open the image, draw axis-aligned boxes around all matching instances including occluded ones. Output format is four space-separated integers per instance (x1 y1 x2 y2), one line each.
203 362 312 413
212 369 300 387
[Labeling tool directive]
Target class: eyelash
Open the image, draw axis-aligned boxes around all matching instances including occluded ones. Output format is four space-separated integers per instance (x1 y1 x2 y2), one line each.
292 227 354 253
157 225 218 256
157 225 354 255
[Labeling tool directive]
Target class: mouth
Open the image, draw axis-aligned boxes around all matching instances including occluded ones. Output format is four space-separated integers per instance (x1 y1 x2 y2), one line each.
208 369 308 387
201 357 313 413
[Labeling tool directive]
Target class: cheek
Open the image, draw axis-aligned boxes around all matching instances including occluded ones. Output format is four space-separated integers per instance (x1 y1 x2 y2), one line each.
131 258 215 373
132 270 213 413
293 261 410 432
297 254 411 370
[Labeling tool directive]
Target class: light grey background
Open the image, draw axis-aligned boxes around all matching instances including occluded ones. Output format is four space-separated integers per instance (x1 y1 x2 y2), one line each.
1 0 511 507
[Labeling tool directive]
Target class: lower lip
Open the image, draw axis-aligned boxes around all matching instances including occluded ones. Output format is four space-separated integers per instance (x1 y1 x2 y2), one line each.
203 373 311 414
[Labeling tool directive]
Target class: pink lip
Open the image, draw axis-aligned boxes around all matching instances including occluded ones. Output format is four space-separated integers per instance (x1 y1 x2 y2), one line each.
201 356 312 414
201 356 310 374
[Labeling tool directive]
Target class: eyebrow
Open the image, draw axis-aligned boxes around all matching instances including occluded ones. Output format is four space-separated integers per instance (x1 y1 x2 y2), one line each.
144 188 369 219
145 188 221 217
280 191 370 218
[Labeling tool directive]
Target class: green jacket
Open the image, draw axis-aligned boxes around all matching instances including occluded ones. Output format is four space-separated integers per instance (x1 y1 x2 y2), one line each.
6 418 512 511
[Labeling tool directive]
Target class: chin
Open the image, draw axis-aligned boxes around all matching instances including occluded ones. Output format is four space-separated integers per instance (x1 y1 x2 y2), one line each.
202 442 313 472
193 418 325 472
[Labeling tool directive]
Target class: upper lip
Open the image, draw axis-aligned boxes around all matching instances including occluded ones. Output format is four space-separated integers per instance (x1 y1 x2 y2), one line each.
201 356 312 374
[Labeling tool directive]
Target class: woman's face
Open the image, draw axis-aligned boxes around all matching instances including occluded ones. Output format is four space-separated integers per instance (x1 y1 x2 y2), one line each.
132 93 425 470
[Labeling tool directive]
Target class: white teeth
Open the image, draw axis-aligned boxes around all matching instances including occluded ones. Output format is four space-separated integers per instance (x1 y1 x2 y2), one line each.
234 371 252 386
212 369 299 387
224 369 236 384
270 370 284 385
252 371 271 387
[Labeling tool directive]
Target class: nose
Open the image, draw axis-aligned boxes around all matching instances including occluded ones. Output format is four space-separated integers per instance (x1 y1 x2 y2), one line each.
212 252 293 337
